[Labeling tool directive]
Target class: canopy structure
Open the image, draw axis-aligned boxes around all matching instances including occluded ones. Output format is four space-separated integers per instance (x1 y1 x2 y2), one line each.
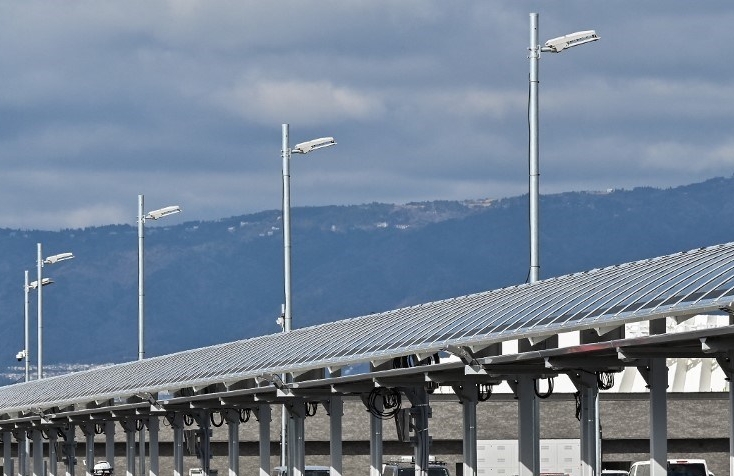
1 242 734 421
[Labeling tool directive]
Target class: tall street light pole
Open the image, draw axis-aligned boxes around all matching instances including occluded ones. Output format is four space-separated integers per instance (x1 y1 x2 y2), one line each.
37 243 74 380
280 123 336 470
137 195 180 476
523 14 598 476
21 273 53 381
138 194 181 361
281 124 336 334
528 12 598 283
19 273 50 476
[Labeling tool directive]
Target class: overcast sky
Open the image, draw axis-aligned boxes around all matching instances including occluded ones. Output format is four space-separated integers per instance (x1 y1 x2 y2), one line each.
1 1 733 230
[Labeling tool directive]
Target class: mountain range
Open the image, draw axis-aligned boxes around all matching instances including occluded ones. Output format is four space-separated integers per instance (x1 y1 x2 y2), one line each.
1 175 733 384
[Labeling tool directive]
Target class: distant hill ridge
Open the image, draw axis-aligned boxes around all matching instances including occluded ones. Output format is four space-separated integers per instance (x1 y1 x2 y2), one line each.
1 175 733 384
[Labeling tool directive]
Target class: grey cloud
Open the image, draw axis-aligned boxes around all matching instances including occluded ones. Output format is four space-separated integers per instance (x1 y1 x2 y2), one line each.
0 1 732 229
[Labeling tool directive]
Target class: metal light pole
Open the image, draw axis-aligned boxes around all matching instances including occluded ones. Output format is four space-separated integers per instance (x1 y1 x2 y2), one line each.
37 243 74 380
281 125 336 334
137 195 180 476
525 14 598 476
280 123 336 469
528 12 598 283
282 124 293 335
36 245 42 380
24 271 31 383
138 194 181 361
22 273 53 381
528 13 541 284
20 271 50 476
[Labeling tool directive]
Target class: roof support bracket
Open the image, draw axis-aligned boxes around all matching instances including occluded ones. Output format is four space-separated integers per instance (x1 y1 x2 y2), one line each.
594 324 622 337
671 314 695 326
716 350 734 380
527 334 553 347
442 345 480 371
617 348 636 363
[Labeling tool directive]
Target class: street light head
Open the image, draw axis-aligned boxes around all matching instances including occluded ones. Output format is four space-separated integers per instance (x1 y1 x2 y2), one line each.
543 30 599 53
43 252 74 265
292 137 336 154
145 205 181 220
28 278 54 290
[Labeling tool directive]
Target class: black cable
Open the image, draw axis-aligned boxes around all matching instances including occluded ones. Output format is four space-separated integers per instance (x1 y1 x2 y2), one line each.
210 411 224 427
574 391 581 421
183 414 195 427
597 371 615 390
95 423 105 435
239 408 251 423
136 419 145 431
394 353 440 369
305 402 318 417
534 377 554 399
366 387 402 419
478 383 493 402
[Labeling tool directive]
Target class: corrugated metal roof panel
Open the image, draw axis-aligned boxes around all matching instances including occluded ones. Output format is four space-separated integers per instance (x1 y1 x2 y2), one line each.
1 242 734 415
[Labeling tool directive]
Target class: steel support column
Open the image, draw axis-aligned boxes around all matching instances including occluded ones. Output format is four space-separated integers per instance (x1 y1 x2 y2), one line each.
286 402 306 476
648 319 667 476
453 384 478 476
149 417 159 476
105 422 115 466
32 430 42 476
328 397 344 476
647 358 668 476
166 414 184 476
61 425 76 476
121 420 136 476
16 431 27 476
368 398 383 476
222 410 240 476
138 428 146 476
48 430 57 476
571 372 600 476
3 430 12 476
82 423 95 476
406 387 431 476
256 405 272 476
192 412 211 475
517 377 540 476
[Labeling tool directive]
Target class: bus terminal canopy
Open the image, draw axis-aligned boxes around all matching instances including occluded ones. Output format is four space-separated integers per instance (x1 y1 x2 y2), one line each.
2 242 734 423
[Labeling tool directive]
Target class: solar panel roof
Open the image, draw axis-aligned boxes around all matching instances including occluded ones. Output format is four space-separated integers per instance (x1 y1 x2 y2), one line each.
1 241 734 417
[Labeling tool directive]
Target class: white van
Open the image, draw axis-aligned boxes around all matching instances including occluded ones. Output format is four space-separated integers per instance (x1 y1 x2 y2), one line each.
628 459 713 476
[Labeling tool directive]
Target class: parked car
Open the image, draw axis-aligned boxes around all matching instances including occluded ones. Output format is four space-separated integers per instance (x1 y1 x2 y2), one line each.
629 459 713 476
382 457 451 476
272 466 331 476
601 470 629 476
